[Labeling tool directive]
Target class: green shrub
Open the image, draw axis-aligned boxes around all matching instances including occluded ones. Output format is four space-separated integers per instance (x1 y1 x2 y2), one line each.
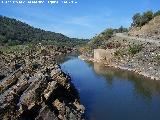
154 54 160 63
32 62 40 70
102 28 114 38
128 44 142 55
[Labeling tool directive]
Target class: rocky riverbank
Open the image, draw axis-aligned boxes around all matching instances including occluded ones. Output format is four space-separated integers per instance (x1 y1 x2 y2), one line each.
79 35 160 81
0 45 85 120
79 54 159 81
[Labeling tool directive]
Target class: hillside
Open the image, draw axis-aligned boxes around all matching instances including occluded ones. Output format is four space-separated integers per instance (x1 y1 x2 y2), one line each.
129 15 160 40
0 15 87 46
80 27 128 55
80 11 160 80
81 11 160 55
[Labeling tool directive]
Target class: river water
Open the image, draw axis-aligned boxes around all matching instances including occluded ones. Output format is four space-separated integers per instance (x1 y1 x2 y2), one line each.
60 56 160 120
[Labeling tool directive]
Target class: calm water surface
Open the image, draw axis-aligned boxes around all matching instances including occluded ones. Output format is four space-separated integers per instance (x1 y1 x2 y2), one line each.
60 57 160 120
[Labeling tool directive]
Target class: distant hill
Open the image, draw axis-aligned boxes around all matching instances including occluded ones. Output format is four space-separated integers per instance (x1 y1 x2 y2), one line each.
128 15 160 40
0 15 87 46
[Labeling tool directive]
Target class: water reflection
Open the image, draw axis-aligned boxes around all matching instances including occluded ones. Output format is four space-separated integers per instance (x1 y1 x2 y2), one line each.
56 52 79 64
61 57 160 120
93 62 160 100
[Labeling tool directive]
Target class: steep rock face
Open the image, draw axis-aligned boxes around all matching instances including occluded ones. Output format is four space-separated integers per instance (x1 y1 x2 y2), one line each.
129 15 160 40
0 45 85 120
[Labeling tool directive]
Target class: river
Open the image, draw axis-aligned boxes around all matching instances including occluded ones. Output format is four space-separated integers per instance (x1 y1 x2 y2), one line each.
60 56 160 120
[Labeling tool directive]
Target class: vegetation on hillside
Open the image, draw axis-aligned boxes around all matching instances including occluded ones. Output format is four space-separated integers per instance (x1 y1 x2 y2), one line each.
154 53 160 64
80 10 160 56
0 45 30 54
0 15 87 47
131 10 160 27
80 26 128 55
128 44 142 55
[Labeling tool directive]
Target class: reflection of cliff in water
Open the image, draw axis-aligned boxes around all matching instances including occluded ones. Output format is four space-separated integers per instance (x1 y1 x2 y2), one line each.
93 62 160 100
56 52 79 64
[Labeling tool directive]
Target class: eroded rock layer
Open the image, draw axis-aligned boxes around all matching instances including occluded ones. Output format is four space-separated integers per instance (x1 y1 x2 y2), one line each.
0 45 85 120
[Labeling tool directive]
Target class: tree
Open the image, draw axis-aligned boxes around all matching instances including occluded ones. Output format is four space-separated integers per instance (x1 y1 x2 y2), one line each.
105 28 114 37
132 13 142 27
118 26 128 33
132 11 154 27
141 11 153 26
154 10 160 17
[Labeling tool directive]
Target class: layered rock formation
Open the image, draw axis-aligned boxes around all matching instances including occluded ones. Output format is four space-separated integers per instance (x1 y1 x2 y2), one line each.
0 45 85 120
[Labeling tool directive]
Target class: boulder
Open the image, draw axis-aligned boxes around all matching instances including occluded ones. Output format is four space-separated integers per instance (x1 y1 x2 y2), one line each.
43 81 57 100
73 100 85 114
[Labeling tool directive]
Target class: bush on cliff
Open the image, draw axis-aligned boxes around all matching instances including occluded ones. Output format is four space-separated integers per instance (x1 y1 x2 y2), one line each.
128 44 142 55
154 54 160 64
131 10 160 27
132 11 154 27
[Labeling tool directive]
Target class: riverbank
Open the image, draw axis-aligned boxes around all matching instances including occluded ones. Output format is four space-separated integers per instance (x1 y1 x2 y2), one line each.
0 45 85 120
79 54 160 81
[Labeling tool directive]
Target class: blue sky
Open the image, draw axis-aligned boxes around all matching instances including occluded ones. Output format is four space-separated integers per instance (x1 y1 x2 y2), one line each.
0 0 160 38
